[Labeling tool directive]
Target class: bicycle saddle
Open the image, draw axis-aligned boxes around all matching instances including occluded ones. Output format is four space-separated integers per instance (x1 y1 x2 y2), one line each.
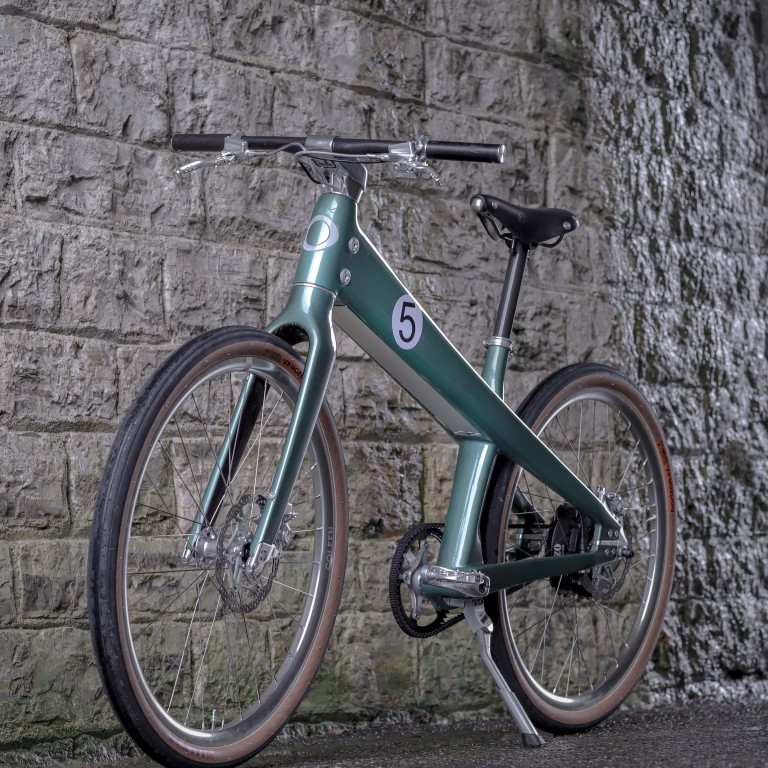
470 193 579 246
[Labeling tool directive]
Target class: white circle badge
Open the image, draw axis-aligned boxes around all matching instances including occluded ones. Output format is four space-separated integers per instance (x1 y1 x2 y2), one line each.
303 215 339 252
392 295 423 350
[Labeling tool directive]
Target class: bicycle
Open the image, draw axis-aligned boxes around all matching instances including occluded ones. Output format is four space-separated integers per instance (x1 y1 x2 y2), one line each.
87 130 676 768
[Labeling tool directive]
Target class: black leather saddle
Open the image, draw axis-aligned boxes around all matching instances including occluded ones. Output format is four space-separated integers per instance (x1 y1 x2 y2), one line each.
470 193 579 246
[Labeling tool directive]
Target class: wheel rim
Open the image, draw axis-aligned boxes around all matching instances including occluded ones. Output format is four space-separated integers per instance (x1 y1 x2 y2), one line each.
117 354 335 745
499 385 669 715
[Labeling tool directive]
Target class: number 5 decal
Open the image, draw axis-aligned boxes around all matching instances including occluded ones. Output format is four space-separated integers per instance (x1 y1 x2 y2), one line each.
392 295 423 350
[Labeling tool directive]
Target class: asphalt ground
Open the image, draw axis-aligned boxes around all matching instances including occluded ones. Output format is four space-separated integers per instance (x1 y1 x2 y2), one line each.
14 699 765 768
245 700 768 768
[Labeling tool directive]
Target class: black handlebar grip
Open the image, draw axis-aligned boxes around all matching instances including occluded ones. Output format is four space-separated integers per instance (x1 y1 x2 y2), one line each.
171 134 229 152
425 141 506 164
331 138 505 163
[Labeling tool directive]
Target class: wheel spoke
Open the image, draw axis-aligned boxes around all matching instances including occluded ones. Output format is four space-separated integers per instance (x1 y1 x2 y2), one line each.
91 336 345 759
490 367 673 724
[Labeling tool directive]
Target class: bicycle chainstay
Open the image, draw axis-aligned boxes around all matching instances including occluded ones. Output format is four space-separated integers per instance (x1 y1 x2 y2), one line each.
388 523 465 639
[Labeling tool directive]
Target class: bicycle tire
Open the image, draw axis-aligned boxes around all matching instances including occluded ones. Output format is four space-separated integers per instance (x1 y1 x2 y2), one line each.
88 327 347 768
481 362 676 733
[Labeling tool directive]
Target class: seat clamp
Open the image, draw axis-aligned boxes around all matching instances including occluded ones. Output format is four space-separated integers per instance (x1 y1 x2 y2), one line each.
483 336 518 354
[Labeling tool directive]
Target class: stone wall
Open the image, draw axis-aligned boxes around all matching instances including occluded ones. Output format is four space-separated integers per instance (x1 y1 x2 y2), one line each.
0 0 766 750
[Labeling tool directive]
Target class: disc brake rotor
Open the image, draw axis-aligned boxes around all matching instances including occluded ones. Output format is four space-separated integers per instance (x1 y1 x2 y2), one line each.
214 493 278 613
546 500 632 600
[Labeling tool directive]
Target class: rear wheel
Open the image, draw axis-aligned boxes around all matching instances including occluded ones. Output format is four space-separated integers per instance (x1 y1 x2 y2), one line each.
482 363 676 733
88 327 347 768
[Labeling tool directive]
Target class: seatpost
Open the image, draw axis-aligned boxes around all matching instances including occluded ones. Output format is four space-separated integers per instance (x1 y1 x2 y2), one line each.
481 239 529 397
493 239 529 339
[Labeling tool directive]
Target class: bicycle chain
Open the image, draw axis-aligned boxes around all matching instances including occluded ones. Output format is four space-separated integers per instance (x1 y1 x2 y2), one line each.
215 493 279 614
388 523 465 639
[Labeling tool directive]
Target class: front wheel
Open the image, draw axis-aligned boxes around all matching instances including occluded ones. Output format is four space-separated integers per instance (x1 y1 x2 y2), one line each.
88 327 347 768
482 363 676 733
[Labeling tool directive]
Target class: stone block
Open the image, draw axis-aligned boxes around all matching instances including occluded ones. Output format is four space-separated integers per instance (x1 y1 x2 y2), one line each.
169 49 274 134
110 144 203 234
212 3 424 101
0 16 74 125
0 543 15 625
299 610 418 720
422 443 458 525
589 5 694 96
393 194 503 283
340 539 395 615
200 165 316 244
65 432 114 536
417 629 501 716
0 629 30 704
315 5 425 99
0 216 63 328
425 39 581 126
689 31 759 118
334 359 438 442
559 292 620 363
6 0 116 28
162 240 267 334
0 128 16 215
116 0 211 49
116 342 177 408
539 0 589 62
69 31 169 142
60 230 165 338
271 74 374 137
17 540 88 619
14 130 116 224
428 0 540 53
0 330 118 427
504 287 569 369
266 255 300 322
208 0 317 71
0 627 109 734
0 431 68 528
344 440 423 536
309 0 427 27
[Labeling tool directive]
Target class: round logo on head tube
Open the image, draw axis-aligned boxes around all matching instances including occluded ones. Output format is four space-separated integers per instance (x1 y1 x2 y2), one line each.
303 215 339 252
392 295 423 350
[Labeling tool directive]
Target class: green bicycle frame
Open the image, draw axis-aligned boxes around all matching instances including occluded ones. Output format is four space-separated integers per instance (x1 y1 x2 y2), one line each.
196 189 621 597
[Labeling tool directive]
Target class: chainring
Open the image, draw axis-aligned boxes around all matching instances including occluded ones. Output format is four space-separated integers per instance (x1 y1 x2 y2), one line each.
388 523 464 639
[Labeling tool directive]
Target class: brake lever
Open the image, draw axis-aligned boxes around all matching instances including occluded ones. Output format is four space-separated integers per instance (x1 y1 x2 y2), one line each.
388 137 441 185
175 153 239 179
175 129 295 181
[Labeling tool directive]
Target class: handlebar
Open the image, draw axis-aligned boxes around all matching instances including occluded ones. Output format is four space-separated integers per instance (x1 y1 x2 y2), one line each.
171 133 506 164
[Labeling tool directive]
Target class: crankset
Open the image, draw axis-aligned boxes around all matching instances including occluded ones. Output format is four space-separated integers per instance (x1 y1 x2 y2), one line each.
388 523 464 638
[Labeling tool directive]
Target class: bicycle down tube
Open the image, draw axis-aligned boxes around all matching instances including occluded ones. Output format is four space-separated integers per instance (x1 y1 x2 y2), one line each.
212 189 623 594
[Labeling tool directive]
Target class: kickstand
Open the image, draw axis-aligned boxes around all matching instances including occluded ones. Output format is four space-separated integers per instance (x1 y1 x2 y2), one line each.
464 599 545 748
